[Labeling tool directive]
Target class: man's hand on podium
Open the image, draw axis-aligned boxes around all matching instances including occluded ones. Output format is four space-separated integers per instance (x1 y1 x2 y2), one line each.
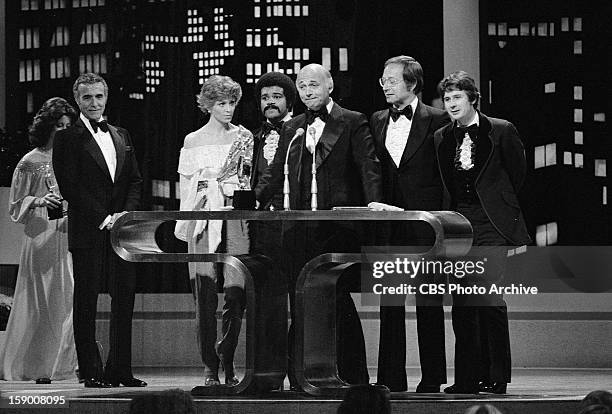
106 211 128 230
367 202 403 211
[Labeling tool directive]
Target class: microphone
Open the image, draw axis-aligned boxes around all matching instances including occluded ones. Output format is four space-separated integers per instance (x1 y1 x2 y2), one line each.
308 127 317 211
283 127 305 210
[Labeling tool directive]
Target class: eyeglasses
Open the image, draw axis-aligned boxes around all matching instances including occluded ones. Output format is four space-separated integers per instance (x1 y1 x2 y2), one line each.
379 77 403 87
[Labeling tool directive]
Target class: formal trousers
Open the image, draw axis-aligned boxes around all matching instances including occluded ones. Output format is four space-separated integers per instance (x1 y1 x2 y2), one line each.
71 231 137 381
451 203 512 388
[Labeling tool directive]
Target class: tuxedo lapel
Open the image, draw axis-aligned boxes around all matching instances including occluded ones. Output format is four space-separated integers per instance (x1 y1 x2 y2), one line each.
374 110 389 147
316 103 344 169
399 102 430 167
77 119 113 182
250 129 263 188
438 124 456 190
108 124 125 182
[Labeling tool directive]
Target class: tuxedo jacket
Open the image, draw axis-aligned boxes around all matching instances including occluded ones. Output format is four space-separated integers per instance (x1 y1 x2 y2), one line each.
255 102 382 210
250 126 266 190
434 112 531 246
53 117 142 250
370 102 450 211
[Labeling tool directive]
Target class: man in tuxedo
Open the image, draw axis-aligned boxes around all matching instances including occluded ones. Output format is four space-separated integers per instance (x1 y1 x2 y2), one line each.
255 63 383 388
370 56 450 392
53 73 146 388
435 71 530 394
249 72 297 386
250 71 296 198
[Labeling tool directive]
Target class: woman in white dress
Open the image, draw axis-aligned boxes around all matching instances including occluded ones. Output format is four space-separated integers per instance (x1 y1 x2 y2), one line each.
175 75 253 386
0 97 78 383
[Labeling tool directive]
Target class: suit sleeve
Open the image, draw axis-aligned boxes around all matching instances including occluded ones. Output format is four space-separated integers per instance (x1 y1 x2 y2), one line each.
254 124 290 207
351 113 382 203
53 130 109 225
500 121 527 193
121 129 143 212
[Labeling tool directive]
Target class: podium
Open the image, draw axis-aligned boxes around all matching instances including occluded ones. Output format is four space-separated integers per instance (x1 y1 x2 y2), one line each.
111 210 472 396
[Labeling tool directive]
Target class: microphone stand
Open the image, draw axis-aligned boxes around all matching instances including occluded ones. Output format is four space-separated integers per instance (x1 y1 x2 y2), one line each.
309 127 318 211
283 128 304 210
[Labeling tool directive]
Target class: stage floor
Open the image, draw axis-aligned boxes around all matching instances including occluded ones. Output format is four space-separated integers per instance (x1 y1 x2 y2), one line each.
2 367 611 414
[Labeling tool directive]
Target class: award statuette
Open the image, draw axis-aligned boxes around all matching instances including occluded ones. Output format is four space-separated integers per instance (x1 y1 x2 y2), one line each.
44 165 65 220
233 141 256 210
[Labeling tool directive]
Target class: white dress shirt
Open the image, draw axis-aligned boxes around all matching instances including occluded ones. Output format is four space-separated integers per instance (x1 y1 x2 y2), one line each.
385 97 418 167
81 113 117 229
305 98 334 153
81 113 117 181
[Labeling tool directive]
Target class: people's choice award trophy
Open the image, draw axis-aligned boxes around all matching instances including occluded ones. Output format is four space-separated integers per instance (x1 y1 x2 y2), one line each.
233 141 256 210
44 165 65 220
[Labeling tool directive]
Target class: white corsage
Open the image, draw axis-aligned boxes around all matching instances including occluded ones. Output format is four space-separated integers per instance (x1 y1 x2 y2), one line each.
263 130 280 164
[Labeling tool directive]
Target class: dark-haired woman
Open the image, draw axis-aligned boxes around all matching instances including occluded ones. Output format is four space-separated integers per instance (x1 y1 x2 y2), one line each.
0 97 78 383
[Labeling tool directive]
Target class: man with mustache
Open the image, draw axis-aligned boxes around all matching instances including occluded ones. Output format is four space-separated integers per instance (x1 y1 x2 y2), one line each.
249 72 297 388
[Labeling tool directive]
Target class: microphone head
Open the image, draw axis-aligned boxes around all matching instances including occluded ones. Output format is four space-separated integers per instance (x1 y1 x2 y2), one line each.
308 126 316 137
295 127 305 137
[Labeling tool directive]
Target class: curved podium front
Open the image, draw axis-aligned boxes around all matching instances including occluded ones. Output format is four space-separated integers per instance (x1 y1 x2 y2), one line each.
111 210 472 396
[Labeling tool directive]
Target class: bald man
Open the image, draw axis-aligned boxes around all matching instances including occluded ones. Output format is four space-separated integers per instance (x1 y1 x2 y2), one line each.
255 64 383 389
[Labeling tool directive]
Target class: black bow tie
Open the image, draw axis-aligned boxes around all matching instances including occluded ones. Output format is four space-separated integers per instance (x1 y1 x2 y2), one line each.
389 105 413 122
455 123 479 142
90 119 109 133
305 107 329 125
261 121 283 137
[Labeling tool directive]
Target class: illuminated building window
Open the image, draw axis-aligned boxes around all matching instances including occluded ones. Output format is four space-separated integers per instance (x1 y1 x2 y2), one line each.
574 86 582 100
26 92 34 113
19 28 40 49
574 108 582 123
595 159 606 177
545 143 556 166
80 24 107 44
287 48 293 60
574 153 584 168
254 6 261 18
266 6 271 17
72 0 105 7
78 53 107 74
50 26 69 47
339 48 348 71
574 131 583 145
267 63 273 72
303 48 310 60
563 152 572 165
278 48 284 59
49 57 71 79
21 0 39 10
44 0 67 9
246 63 253 76
604 186 608 205
322 48 331 70
294 48 301 60
294 5 300 16
302 5 309 16
535 222 558 246
286 5 292 16
18 60 41 82
534 146 544 169
294 62 301 73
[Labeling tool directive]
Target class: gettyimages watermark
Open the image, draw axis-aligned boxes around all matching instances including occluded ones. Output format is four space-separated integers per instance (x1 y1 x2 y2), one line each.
359 245 612 306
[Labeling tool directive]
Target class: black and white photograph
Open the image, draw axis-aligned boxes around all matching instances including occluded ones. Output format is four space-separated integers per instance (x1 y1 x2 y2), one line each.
0 1 610 413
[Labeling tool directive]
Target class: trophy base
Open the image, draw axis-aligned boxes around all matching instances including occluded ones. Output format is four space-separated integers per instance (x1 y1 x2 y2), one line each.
47 206 64 220
233 190 256 210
